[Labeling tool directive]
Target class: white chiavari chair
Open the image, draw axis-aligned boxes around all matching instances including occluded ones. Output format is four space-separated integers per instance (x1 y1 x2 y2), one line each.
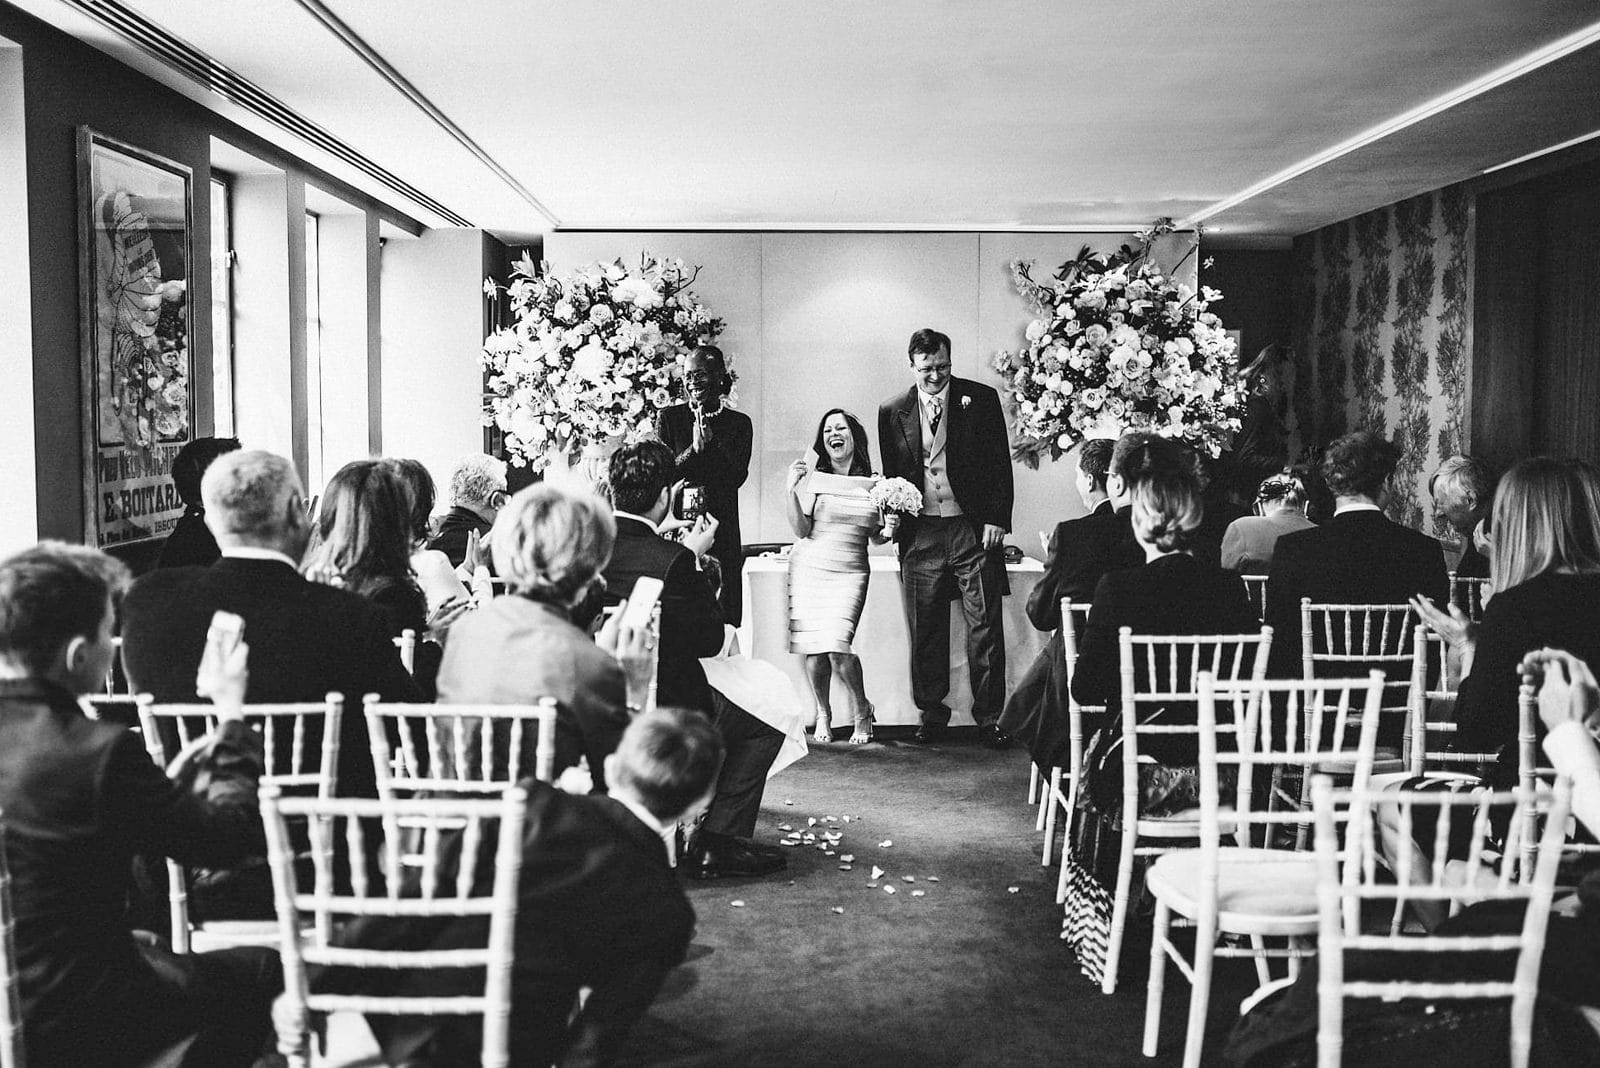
1449 572 1490 623
1041 601 1093 885
1301 600 1416 771
1094 626 1273 996
0 821 22 1068
1142 671 1384 1068
262 787 527 1068
1312 775 1571 1068
1404 625 1494 779
364 697 559 802
1518 684 1600 878
104 635 126 696
392 629 417 675
1241 575 1269 622
136 694 344 953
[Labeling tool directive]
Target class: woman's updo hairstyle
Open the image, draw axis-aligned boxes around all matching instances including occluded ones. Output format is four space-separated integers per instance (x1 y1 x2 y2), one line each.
1130 465 1205 553
490 484 617 606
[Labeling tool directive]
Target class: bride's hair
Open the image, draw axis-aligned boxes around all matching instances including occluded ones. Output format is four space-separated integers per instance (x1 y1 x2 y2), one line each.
811 409 873 477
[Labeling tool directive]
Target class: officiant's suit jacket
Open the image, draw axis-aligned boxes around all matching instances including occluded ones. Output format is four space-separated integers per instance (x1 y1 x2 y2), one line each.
878 377 1015 542
1025 500 1143 632
1263 509 1449 678
121 556 422 799
656 402 753 624
599 516 726 714
321 779 694 1067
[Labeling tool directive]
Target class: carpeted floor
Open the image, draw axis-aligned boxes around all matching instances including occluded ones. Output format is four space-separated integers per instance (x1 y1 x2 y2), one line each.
616 729 1261 1067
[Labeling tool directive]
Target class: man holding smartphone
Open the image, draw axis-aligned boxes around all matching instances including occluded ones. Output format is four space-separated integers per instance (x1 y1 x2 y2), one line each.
655 345 753 626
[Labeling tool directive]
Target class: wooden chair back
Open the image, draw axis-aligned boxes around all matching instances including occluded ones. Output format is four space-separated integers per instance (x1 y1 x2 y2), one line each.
1057 599 1097 801
1241 575 1268 621
136 694 344 953
363 697 560 801
1518 684 1600 876
0 822 23 1068
1300 600 1416 737
1405 625 1495 777
1449 573 1490 623
261 787 528 1068
1311 775 1571 1068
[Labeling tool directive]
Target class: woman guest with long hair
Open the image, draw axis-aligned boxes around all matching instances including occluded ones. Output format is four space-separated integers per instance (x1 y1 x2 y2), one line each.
303 460 429 639
386 457 472 619
785 409 898 743
1414 456 1600 782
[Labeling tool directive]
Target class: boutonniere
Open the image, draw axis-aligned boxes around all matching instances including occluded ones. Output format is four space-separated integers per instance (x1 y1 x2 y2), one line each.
959 394 972 409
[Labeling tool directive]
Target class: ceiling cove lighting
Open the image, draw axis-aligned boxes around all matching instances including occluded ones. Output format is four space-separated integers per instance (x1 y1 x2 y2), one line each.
1181 19 1600 226
1482 126 1600 174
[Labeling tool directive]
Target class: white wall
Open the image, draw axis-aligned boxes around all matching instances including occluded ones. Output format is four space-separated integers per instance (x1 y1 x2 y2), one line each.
380 228 489 491
0 36 37 553
547 230 1199 552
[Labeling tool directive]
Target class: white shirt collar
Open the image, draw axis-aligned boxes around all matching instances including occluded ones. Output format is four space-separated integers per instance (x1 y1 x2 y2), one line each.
612 510 661 534
220 546 300 569
613 792 673 837
1333 502 1382 516
919 384 951 412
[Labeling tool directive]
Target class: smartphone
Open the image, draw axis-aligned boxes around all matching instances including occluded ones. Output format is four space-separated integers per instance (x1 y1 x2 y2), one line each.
619 576 665 631
207 610 245 656
674 484 706 521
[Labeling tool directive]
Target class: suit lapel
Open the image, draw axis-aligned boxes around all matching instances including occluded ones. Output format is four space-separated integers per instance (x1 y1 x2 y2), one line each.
896 387 923 469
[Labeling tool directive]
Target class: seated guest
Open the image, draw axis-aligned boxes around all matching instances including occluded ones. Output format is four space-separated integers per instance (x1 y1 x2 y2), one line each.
1070 449 1260 781
427 453 508 569
438 483 650 792
326 707 724 1067
156 435 241 569
1429 454 1496 579
1264 430 1449 677
1220 470 1316 573
1025 437 1138 632
1413 457 1600 785
599 439 786 879
122 449 421 801
303 459 429 638
387 457 473 617
0 542 278 1065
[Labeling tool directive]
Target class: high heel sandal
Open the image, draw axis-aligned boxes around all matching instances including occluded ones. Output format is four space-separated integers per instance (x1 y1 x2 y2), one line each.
849 702 875 744
813 713 834 744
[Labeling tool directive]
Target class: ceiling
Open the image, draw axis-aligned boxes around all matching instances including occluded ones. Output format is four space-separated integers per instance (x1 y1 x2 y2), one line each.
18 0 1600 244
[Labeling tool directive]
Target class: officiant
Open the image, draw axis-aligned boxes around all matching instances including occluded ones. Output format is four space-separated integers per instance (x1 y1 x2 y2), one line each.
656 345 753 625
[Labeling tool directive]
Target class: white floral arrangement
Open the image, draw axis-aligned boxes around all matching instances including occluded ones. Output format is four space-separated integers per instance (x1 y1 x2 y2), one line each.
992 223 1243 465
481 252 725 471
870 476 923 515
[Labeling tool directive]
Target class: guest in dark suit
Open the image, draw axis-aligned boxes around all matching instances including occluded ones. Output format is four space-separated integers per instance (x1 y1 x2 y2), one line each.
324 708 724 1067
599 439 784 878
1026 437 1138 632
1071 449 1261 769
426 453 509 569
0 542 279 1066
1264 431 1449 677
655 344 753 626
1002 433 1185 764
1428 454 1496 579
877 328 1015 747
439 483 651 792
156 436 241 569
122 449 422 802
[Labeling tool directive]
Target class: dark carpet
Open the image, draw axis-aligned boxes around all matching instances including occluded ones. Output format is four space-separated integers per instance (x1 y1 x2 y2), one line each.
619 730 1260 1067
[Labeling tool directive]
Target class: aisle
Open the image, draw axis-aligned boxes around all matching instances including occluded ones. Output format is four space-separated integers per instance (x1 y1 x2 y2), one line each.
619 735 1252 1067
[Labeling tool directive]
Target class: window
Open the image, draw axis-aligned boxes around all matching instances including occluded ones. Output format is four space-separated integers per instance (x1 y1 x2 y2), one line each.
209 175 235 436
304 210 323 493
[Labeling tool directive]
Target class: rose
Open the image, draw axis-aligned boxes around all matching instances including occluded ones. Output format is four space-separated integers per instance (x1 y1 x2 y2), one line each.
1082 324 1108 346
1077 289 1107 311
1079 387 1106 410
589 304 613 326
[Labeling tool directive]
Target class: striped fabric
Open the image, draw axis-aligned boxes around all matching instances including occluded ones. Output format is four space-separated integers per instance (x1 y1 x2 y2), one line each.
787 488 879 655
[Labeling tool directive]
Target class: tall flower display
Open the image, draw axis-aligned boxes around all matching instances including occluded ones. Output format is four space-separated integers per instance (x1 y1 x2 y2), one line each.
992 224 1242 465
482 252 725 471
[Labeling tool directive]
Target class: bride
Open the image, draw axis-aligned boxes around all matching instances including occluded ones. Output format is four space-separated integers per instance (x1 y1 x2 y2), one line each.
785 409 898 743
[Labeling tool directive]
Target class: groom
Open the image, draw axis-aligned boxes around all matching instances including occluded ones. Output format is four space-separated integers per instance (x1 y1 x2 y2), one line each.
878 328 1015 747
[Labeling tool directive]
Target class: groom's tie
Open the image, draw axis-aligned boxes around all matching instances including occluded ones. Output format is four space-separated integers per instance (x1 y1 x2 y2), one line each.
929 398 942 436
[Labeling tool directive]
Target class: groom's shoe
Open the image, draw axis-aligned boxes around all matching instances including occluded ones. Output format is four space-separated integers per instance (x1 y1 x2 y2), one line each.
684 833 787 880
979 722 1013 750
912 723 946 745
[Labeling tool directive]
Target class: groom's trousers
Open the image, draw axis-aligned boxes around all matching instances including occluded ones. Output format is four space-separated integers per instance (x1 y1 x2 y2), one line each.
900 515 1006 727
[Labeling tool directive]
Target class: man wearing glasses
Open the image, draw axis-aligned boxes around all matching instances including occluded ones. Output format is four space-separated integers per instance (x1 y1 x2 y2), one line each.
655 345 754 625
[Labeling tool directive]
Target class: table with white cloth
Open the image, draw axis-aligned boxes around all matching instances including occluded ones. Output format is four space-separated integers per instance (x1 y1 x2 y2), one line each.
738 553 1048 727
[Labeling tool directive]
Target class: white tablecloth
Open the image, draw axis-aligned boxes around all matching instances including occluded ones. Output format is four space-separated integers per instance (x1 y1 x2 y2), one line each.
738 553 1048 727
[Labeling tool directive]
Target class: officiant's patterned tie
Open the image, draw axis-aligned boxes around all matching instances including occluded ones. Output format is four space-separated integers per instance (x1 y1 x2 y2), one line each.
929 398 942 436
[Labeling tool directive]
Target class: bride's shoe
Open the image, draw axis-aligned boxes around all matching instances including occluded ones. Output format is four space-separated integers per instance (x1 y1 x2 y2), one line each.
849 702 875 745
813 713 834 744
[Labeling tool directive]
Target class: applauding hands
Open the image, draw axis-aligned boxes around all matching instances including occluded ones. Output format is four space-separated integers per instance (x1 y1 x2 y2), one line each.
1521 648 1600 735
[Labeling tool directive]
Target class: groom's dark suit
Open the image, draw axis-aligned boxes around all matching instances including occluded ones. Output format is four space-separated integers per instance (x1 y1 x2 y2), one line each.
878 377 1014 728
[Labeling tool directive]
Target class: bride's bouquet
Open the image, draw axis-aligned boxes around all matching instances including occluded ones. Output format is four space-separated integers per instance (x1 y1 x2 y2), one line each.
870 477 922 516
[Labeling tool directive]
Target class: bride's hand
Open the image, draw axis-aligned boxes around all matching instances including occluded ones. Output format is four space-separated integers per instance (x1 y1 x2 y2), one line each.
880 511 901 538
787 458 809 494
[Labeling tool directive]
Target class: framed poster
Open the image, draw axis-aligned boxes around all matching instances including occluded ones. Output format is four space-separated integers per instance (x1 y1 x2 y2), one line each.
77 127 194 548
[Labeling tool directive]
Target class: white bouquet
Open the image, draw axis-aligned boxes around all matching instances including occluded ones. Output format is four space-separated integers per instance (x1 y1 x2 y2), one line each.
870 476 922 516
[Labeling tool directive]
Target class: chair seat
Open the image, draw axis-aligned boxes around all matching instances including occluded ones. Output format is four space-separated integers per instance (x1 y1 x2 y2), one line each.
1146 848 1321 934
1136 808 1238 837
191 919 285 952
1312 756 1405 778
